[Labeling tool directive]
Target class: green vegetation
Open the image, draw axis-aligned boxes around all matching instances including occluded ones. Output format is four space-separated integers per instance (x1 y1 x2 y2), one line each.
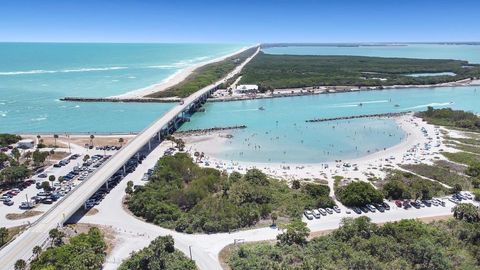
335 181 383 206
401 164 473 190
30 227 106 270
442 151 480 166
227 217 480 270
127 153 334 233
0 165 30 187
119 235 196 270
452 203 480 222
418 107 480 132
0 134 21 147
239 53 480 89
147 47 258 98
379 170 449 200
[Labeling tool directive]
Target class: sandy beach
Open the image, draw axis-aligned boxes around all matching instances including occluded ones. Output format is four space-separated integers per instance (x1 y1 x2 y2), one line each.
178 113 458 193
111 45 258 99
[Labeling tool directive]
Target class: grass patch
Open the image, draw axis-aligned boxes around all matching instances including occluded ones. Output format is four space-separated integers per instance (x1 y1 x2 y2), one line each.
5 210 43 220
401 164 472 189
147 47 258 98
442 151 480 166
239 53 480 89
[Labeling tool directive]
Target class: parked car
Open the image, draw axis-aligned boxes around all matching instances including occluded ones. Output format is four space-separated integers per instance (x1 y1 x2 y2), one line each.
318 208 327 216
373 203 385 213
351 207 362 214
382 201 391 210
311 209 321 219
332 205 341 213
3 200 14 206
325 208 334 214
366 204 376 212
304 210 314 220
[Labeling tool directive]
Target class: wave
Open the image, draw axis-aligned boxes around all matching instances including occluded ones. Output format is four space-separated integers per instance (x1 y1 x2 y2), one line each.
0 66 128 76
31 117 47 121
330 104 360 108
402 102 453 110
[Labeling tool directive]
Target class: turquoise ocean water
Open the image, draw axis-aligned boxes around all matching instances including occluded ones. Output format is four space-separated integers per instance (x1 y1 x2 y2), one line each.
0 43 247 133
2 43 480 162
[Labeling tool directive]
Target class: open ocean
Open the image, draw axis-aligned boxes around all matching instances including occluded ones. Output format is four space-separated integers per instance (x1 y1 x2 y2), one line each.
0 43 247 133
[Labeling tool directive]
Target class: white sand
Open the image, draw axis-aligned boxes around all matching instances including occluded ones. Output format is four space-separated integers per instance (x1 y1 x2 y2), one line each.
180 114 458 193
111 45 259 99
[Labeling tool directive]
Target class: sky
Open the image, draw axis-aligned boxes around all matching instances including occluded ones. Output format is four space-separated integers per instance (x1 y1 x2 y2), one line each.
0 0 478 43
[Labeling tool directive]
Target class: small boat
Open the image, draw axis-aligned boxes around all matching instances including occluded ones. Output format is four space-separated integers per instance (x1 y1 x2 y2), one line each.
258 106 265 111
394 104 400 107
359 103 363 106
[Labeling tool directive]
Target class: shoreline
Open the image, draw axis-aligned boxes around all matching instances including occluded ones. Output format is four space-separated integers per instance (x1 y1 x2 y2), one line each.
177 113 456 185
110 44 259 99
209 78 480 103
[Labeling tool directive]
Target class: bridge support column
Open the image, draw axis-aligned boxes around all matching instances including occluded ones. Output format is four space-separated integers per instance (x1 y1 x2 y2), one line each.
148 140 152 151
158 132 161 141
105 181 109 189
123 165 126 174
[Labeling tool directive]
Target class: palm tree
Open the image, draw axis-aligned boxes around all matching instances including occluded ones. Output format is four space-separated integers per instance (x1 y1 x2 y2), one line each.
36 134 41 144
14 259 26 270
48 175 56 184
48 228 65 246
32 245 42 260
53 134 59 147
89 134 95 146
118 137 124 147
452 203 480 222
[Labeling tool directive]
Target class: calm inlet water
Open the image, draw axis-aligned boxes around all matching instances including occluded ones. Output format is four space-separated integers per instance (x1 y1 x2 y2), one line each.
182 86 480 163
0 43 248 133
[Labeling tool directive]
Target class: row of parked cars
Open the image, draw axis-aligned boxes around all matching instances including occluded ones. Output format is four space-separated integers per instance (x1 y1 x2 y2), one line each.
448 192 474 204
84 154 144 209
350 202 391 214
1 181 34 206
304 205 342 220
394 198 446 209
95 145 122 151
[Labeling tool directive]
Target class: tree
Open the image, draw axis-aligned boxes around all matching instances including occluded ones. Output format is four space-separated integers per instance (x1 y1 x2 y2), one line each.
32 245 42 260
89 134 95 146
125 180 134 194
32 150 48 165
270 212 278 227
11 148 20 162
83 154 90 162
41 181 51 192
277 219 310 246
118 137 124 146
53 134 59 147
14 259 26 270
48 175 55 183
291 180 301 189
451 183 463 194
452 203 480 222
337 181 383 206
48 228 65 246
0 227 8 246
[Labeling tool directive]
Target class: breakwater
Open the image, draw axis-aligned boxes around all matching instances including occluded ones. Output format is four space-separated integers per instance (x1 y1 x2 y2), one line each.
306 112 409 123
175 125 247 135
60 97 181 103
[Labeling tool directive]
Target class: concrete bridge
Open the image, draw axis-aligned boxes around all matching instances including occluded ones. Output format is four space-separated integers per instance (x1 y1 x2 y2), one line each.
0 45 260 269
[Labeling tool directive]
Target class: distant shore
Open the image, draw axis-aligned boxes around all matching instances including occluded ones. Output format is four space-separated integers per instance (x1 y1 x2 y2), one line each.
209 78 480 102
110 45 258 99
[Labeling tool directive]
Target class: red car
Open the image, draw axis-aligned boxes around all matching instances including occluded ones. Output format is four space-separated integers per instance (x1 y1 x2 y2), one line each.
394 200 402 207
